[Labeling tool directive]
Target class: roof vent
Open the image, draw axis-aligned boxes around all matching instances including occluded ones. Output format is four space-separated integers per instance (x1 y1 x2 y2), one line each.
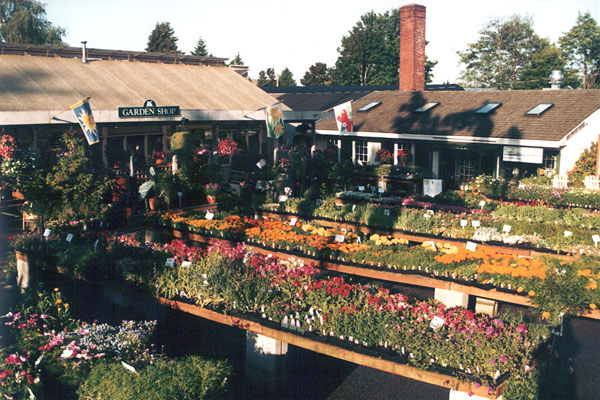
549 70 563 90
81 41 87 63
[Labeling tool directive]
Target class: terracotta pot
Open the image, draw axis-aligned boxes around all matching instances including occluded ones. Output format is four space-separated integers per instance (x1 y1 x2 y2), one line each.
12 190 24 200
155 158 164 165
206 195 216 204
125 207 133 217
148 197 158 211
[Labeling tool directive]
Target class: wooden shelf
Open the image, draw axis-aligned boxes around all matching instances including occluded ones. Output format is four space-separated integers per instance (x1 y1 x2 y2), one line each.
157 297 505 399
161 228 600 320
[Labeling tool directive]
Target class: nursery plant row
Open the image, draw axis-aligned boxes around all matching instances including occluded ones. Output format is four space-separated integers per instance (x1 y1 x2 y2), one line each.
13 234 551 399
264 195 600 255
155 210 600 320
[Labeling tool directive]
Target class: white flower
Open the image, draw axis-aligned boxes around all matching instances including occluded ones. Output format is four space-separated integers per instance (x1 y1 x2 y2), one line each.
59 348 73 359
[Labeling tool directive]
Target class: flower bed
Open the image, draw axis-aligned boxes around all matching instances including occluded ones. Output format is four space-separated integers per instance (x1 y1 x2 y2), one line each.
153 212 600 318
0 287 231 399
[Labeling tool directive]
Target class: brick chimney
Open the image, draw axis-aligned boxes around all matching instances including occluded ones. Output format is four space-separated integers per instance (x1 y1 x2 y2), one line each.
399 4 426 91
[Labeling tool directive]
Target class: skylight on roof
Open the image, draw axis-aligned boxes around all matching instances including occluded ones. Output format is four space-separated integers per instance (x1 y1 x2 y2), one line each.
358 101 381 112
475 102 501 114
415 102 439 113
526 103 553 115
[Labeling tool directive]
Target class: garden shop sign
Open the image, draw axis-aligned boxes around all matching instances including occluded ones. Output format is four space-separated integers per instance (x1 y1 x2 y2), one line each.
503 146 543 164
118 99 180 118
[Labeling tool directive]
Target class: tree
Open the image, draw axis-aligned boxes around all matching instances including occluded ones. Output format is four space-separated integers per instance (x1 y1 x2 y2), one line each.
278 67 296 87
257 68 276 87
457 15 543 89
301 62 330 86
513 38 578 89
329 9 436 86
191 36 208 57
568 141 597 187
146 22 181 54
229 52 244 66
559 12 600 89
0 0 65 45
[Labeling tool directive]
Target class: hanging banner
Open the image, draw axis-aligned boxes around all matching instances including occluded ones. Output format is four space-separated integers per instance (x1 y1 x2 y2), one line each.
265 103 284 138
70 98 100 145
503 146 543 164
334 101 353 134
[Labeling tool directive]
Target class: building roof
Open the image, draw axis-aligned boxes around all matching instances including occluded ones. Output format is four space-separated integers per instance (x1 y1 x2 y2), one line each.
316 89 600 143
0 54 280 114
264 84 463 112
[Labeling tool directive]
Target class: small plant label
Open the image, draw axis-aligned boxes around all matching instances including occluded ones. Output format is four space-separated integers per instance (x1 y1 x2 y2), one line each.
93 239 99 249
43 229 51 237
65 234 74 243
352 204 357 211
593 234 600 246
479 200 486 209
466 241 478 252
429 316 445 330
334 234 345 243
503 225 512 233
423 214 431 220
289 217 297 226
205 211 214 220
181 261 191 268
100 221 104 228
358 186 365 192
356 236 362 244
278 195 288 202
165 258 175 267
149 166 156 176
378 187 385 194
256 159 267 169
460 220 468 227
564 230 572 237
121 361 137 373
384 209 391 216
472 220 481 228
427 210 435 215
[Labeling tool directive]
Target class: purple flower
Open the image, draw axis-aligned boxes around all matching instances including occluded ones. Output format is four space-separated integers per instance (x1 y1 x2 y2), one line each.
473 382 481 389
499 355 508 363
487 387 493 394
490 359 496 366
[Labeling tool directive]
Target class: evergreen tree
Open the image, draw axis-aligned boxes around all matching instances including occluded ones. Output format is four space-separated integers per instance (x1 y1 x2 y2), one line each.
278 67 296 87
457 15 543 89
229 52 244 65
257 68 276 87
191 36 208 56
301 62 329 86
0 0 65 45
146 22 181 54
568 141 598 187
559 12 600 89
514 38 578 89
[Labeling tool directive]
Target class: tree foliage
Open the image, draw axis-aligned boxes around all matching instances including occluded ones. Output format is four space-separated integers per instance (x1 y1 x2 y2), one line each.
329 8 436 86
457 15 545 89
568 141 597 187
559 12 600 89
257 67 276 87
191 36 208 57
278 67 296 87
0 0 65 45
229 52 244 66
146 22 181 54
301 62 329 86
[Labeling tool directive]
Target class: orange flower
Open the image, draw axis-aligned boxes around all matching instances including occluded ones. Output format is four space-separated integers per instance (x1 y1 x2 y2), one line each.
542 311 551 319
528 290 536 297
590 303 597 310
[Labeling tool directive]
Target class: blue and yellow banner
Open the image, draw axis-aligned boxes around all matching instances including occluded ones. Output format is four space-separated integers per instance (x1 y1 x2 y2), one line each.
70 98 100 145
265 103 284 138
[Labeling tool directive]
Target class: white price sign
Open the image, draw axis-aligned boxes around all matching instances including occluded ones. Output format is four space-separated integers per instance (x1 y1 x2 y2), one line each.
289 217 297 226
334 234 345 243
205 211 214 220
43 229 51 237
466 241 478 252
165 258 175 267
472 221 481 228
503 225 512 233
66 234 74 243
181 261 191 268
479 200 486 209
358 186 365 192
564 231 572 237
460 220 468 228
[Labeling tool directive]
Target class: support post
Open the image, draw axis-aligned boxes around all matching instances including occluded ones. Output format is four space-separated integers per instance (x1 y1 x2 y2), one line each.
434 288 469 308
245 332 287 396
432 151 440 178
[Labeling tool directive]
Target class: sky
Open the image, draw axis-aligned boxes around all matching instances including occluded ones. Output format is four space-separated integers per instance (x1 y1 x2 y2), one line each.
45 0 600 85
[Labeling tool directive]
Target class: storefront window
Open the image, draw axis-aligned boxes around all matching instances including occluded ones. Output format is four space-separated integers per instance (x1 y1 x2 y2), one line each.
354 140 368 164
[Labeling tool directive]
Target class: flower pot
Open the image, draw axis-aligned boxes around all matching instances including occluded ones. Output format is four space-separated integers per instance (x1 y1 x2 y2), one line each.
125 207 133 217
155 158 164 165
148 197 158 211
206 195 216 204
11 189 24 200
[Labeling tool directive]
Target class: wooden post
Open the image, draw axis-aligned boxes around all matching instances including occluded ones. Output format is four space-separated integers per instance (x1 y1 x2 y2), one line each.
101 127 108 168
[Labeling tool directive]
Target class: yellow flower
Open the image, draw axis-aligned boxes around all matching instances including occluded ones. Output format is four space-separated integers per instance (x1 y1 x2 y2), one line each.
586 279 598 291
517 287 524 293
590 303 597 310
542 311 551 319
55 298 62 304
64 303 69 308
54 288 59 292
528 290 536 297
38 293 43 297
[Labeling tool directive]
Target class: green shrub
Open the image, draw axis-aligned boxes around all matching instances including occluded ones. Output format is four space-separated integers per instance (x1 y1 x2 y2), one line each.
77 356 231 400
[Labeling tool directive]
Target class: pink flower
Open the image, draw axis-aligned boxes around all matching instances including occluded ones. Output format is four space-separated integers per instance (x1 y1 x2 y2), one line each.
473 382 481 389
499 355 508 363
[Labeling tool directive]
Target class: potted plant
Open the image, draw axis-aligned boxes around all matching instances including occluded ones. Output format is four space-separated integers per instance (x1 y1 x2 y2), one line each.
205 183 220 204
